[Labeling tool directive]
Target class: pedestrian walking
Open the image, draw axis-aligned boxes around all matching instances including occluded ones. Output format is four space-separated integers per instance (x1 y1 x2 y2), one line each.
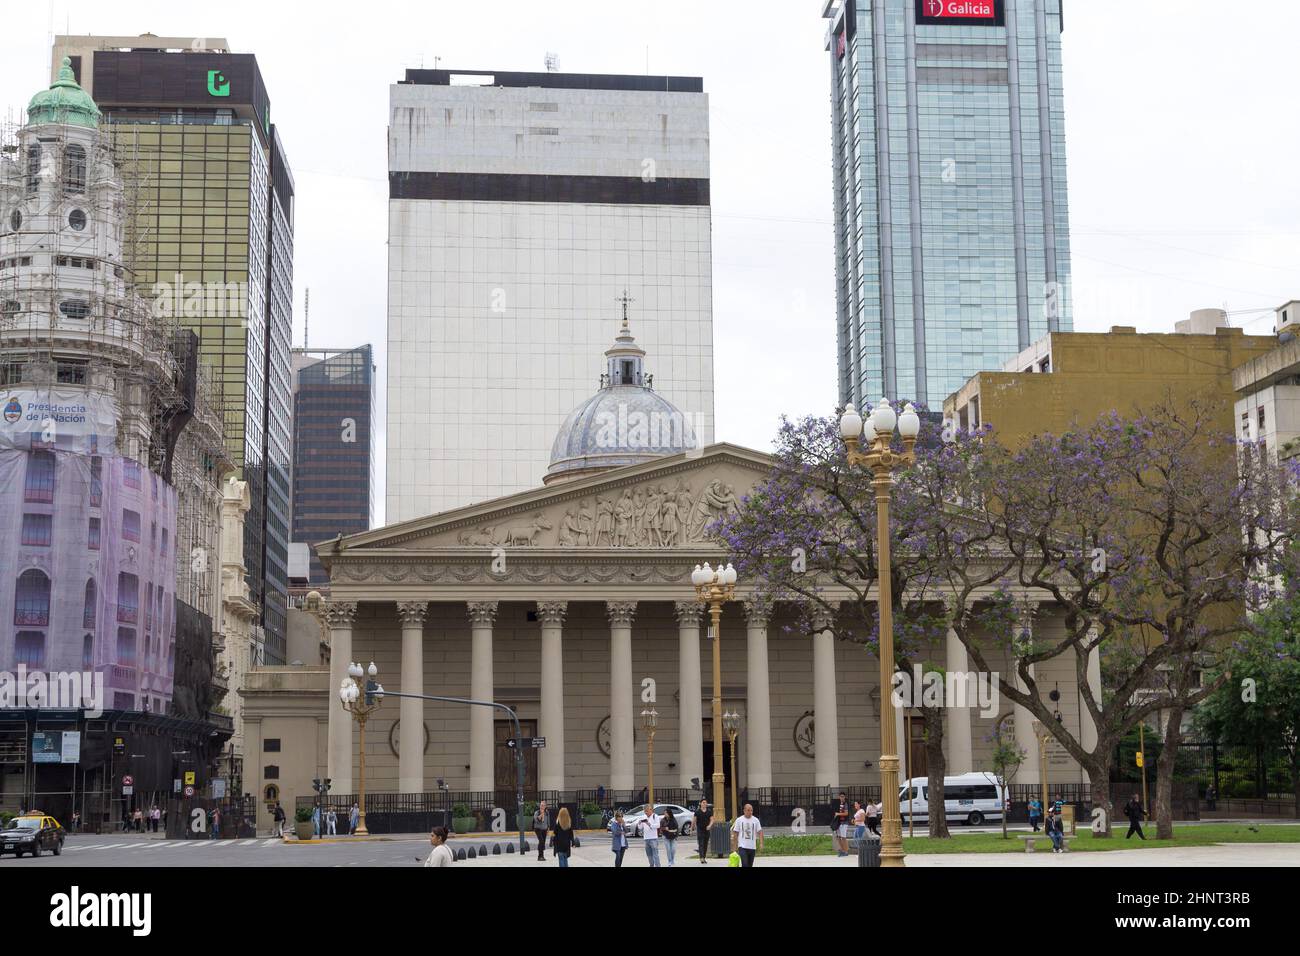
639 804 662 867
831 792 850 856
211 806 222 839
731 804 763 867
533 800 550 861
312 804 321 837
610 811 629 867
852 801 867 844
660 806 679 866
272 803 285 837
152 805 162 833
694 799 713 862
132 807 143 832
424 826 454 867
865 799 880 836
1123 794 1146 840
70 810 80 833
349 803 359 834
1028 797 1043 832
1047 809 1065 853
551 807 576 868
1205 784 1217 811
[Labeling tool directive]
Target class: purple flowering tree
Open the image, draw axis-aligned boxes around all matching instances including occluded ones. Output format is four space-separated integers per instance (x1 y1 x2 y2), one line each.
713 409 1014 839
975 399 1300 836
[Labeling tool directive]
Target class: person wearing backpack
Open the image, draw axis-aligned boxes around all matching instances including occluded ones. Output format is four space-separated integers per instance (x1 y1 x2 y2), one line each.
660 807 679 867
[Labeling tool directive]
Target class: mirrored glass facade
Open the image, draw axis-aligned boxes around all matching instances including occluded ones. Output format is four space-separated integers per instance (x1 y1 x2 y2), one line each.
825 0 1072 409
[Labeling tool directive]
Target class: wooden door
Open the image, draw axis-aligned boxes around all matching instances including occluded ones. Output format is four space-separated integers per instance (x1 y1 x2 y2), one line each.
494 720 538 804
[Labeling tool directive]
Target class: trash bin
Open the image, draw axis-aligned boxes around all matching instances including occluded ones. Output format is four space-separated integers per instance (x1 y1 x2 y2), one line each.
858 836 881 867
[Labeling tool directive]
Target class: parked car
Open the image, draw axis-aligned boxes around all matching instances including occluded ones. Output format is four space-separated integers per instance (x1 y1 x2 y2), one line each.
620 804 694 838
1 813 66 858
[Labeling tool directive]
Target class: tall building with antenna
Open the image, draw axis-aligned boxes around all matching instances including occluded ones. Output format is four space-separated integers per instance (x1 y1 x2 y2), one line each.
50 35 295 662
386 67 715 520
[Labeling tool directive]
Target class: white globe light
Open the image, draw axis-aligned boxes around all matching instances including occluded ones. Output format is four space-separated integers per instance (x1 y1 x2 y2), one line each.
872 398 896 435
839 403 863 440
367 662 378 677
863 414 877 442
348 662 362 679
898 403 921 438
724 563 737 585
691 564 705 586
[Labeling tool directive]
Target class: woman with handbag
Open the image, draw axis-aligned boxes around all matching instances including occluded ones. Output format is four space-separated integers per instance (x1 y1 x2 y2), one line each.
660 807 679 867
551 807 576 868
609 810 629 868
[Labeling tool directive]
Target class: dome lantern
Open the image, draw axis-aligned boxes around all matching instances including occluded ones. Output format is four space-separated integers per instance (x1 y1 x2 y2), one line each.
27 57 102 129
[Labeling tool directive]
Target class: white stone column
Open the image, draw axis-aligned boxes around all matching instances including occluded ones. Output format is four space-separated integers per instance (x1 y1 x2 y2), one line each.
1079 626 1102 783
396 601 428 794
325 601 358 794
467 602 498 793
945 598 973 775
1013 604 1040 785
743 601 774 789
674 601 705 790
537 601 568 792
812 607 840 789
607 602 637 792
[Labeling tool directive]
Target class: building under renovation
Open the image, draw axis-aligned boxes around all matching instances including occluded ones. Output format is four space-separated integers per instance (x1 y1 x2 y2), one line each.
0 61 259 827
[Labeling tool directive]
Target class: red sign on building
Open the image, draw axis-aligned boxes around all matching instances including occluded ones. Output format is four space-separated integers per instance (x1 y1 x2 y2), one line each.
917 0 1003 25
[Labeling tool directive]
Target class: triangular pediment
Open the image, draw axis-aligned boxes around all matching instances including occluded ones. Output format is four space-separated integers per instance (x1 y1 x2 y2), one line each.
319 443 773 560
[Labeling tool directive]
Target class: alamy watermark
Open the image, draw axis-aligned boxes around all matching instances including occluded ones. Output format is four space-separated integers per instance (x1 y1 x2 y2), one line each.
0 666 104 718
891 664 1000 718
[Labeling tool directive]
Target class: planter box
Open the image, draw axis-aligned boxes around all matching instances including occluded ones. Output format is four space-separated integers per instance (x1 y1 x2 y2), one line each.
452 817 474 834
584 814 604 830
294 821 314 840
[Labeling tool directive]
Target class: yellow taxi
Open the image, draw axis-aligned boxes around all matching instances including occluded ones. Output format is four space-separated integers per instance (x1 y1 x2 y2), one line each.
0 812 65 858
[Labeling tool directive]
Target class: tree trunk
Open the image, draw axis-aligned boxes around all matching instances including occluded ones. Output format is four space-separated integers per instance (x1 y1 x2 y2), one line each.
1291 758 1299 820
1154 709 1185 840
1088 754 1115 837
922 707 950 838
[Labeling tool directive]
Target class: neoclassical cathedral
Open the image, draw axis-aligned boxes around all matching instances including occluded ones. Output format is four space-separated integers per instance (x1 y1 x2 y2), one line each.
244 319 1093 823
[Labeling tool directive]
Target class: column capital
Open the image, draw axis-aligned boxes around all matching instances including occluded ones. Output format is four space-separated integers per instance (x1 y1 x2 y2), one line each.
323 601 358 629
809 601 839 632
467 601 499 627
743 600 772 628
396 601 429 627
606 601 637 627
673 601 704 627
536 601 568 626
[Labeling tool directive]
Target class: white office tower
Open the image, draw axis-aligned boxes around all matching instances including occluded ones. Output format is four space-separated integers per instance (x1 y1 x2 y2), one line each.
386 68 715 520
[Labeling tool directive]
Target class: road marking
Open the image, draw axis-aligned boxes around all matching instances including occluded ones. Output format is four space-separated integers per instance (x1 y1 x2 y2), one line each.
243 839 261 846
262 839 280 846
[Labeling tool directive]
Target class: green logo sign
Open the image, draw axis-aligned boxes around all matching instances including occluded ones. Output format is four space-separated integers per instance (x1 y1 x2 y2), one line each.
207 70 230 97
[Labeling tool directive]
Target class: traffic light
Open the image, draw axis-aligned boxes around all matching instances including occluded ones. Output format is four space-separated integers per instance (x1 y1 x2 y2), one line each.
364 679 378 706
323 778 331 793
312 778 321 793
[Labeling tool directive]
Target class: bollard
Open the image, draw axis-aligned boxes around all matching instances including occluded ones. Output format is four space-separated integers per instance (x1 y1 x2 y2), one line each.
479 844 488 857
467 847 477 859
492 844 502 855
455 847 467 861
506 843 515 854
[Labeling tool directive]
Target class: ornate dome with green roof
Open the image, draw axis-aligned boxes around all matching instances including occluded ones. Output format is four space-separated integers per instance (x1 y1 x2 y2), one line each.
27 57 101 129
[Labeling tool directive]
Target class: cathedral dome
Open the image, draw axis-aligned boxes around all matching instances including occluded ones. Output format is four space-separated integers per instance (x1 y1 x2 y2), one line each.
545 308 697 484
28 57 101 129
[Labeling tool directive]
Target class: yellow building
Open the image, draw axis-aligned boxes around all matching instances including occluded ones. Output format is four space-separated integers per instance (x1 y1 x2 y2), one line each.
943 312 1277 443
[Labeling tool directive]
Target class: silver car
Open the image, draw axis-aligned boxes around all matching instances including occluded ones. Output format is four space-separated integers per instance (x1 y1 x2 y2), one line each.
620 804 695 838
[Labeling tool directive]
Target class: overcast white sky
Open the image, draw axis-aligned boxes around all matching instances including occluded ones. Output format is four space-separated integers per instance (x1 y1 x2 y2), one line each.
3 1 1298 526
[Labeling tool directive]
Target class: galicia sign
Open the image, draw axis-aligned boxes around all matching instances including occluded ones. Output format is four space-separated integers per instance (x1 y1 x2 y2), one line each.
917 0 1004 25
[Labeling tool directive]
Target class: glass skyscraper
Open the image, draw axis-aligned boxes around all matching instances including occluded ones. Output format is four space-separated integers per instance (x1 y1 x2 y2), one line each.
290 345 375 584
823 0 1071 409
52 37 295 662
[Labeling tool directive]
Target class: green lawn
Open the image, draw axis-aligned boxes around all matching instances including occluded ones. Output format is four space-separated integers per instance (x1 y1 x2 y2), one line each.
762 824 1300 857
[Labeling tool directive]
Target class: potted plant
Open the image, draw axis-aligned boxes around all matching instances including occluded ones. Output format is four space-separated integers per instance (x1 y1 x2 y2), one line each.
581 802 603 830
517 800 538 831
451 803 475 834
293 806 315 840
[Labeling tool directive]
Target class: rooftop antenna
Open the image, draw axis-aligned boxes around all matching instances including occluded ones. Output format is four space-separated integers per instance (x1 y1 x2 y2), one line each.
545 52 560 72
303 287 310 349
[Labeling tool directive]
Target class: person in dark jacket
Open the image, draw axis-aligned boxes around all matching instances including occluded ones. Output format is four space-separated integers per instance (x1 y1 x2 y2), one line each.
551 807 576 868
694 799 713 863
1123 794 1146 840
533 801 550 861
831 793 850 857
1046 809 1065 853
610 810 629 867
660 807 679 867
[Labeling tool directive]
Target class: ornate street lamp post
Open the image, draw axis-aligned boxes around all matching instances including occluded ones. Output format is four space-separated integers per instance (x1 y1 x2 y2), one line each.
692 561 737 857
840 398 921 869
339 661 382 837
724 710 741 820
641 707 659 804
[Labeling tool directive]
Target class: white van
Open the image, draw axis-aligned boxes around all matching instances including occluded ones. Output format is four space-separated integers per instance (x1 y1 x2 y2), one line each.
898 772 1006 826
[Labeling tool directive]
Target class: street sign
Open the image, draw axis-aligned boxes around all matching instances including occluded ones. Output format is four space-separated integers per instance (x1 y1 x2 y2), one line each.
184 771 195 785
532 737 546 748
173 779 181 793
184 785 195 797
507 737 546 749
122 774 134 787
122 786 134 796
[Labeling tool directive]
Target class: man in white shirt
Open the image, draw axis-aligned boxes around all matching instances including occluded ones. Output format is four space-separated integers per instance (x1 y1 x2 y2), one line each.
639 804 662 867
731 804 763 867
